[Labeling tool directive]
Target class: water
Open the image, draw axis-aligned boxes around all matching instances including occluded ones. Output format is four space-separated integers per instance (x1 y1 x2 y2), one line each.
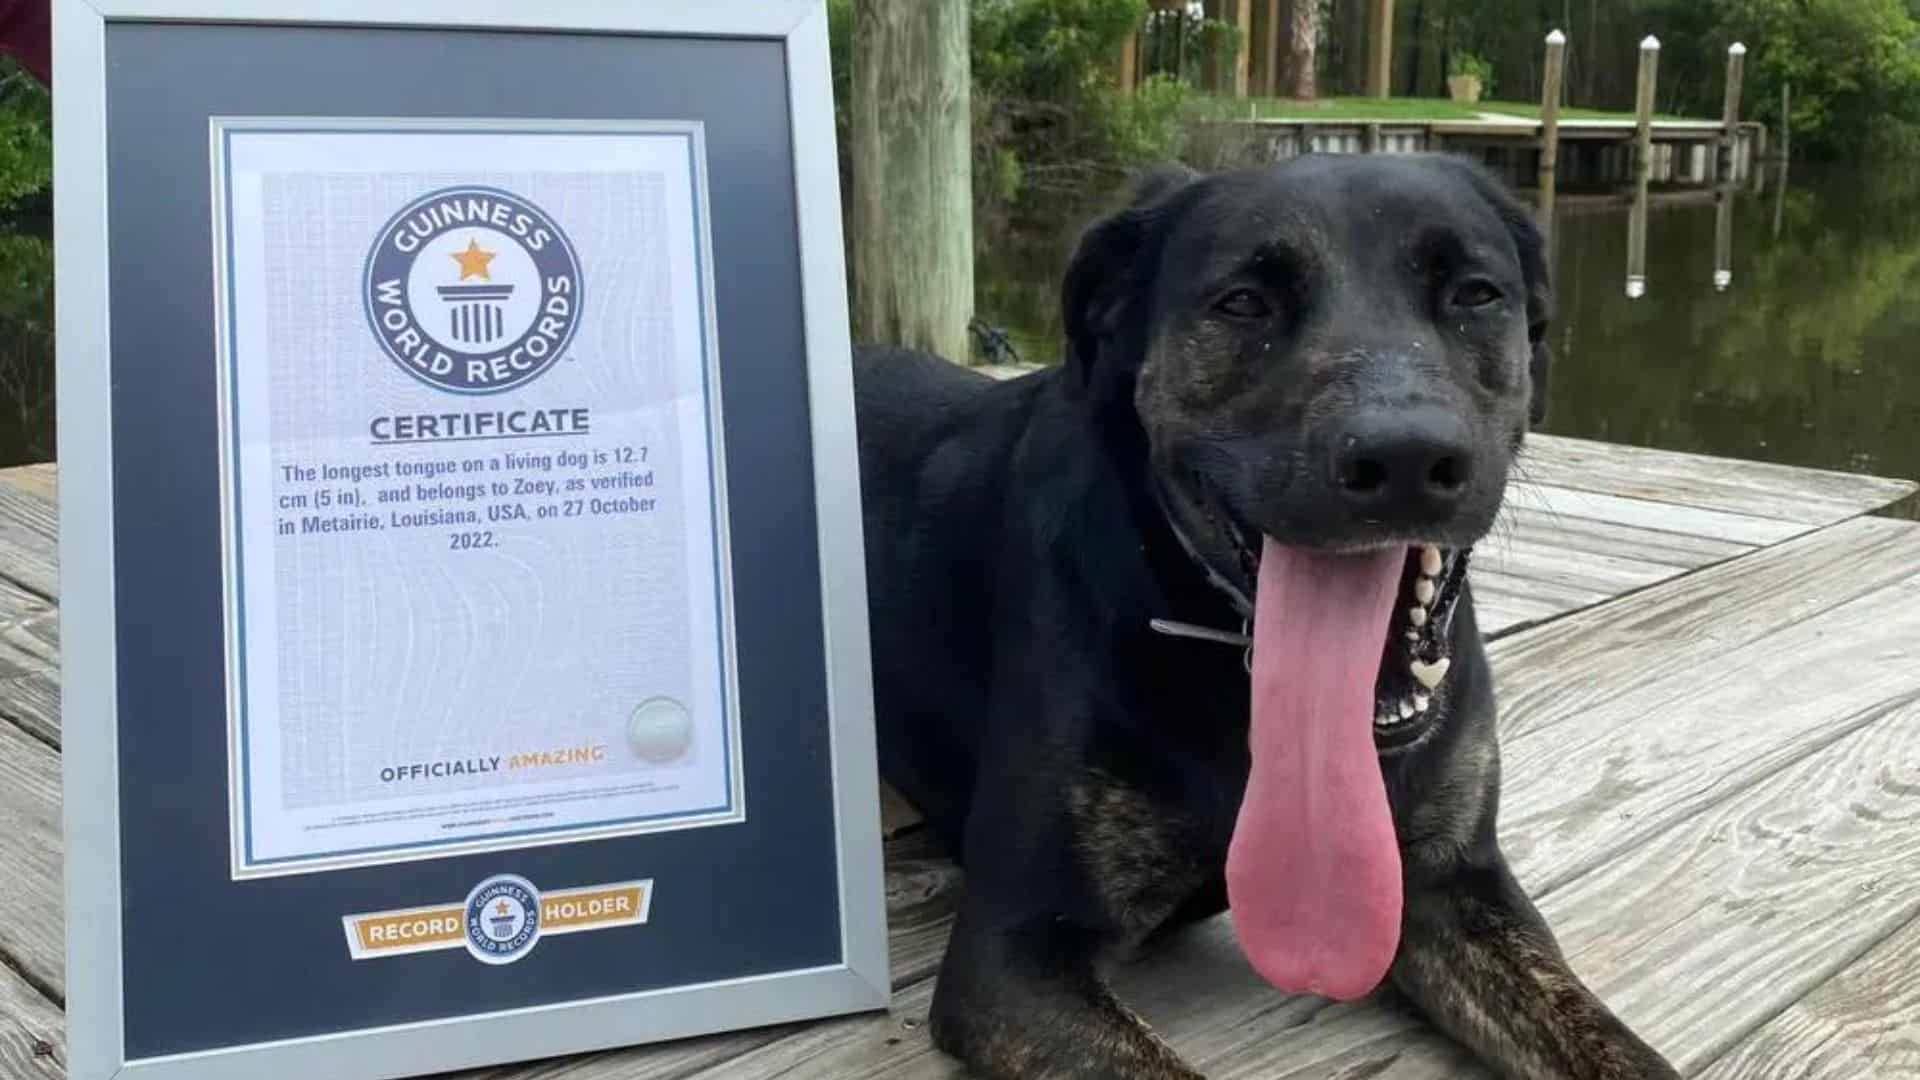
974 164 1920 486
0 166 1914 485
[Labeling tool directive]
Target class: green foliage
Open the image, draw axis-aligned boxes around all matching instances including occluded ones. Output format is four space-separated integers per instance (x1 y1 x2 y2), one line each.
971 0 1188 212
1392 0 1920 161
1706 0 1920 159
1448 51 1493 84
0 60 50 207
829 1 1186 215
972 0 1145 102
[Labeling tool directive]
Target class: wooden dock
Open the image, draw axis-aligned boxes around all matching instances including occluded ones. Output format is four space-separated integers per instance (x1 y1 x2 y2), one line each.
1225 115 1766 190
2 436 1918 1078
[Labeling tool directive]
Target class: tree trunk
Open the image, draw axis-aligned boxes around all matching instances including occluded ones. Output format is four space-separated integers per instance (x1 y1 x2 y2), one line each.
850 0 973 362
1201 0 1223 91
1367 0 1395 97
1341 0 1369 95
1285 0 1318 99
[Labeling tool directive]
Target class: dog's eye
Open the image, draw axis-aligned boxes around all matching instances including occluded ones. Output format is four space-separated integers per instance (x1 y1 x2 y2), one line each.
1450 280 1504 310
1213 288 1272 319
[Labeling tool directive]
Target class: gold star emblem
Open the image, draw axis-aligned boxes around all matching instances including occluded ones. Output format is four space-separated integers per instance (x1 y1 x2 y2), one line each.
451 238 497 281
495 900 511 917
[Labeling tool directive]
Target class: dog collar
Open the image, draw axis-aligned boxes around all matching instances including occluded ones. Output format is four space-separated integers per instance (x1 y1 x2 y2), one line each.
1148 544 1473 699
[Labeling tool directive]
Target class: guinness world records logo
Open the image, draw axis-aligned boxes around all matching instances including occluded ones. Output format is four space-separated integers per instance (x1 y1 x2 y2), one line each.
463 873 542 965
363 185 584 395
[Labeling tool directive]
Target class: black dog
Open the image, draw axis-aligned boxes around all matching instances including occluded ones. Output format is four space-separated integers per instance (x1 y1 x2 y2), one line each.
853 154 1677 1079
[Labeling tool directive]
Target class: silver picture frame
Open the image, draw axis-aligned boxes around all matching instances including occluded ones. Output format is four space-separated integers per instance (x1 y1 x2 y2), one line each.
55 3 887 1077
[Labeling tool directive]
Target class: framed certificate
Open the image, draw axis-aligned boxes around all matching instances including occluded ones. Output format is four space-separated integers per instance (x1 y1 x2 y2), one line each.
55 3 887 1078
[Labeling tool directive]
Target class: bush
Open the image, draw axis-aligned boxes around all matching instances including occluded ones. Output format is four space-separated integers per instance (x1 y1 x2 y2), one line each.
1448 52 1494 88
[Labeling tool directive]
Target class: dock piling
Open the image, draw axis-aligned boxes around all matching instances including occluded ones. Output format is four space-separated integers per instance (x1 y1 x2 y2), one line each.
1538 29 1566 219
1627 35 1659 299
1718 43 1746 182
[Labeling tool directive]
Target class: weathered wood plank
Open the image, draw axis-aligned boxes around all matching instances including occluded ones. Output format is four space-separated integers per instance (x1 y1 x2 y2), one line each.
0 575 59 746
1494 501 1754 569
0 481 56 600
1517 434 1918 525
1477 534 1679 599
0 962 62 1080
1502 482 1806 549
1490 517 1920 746
0 464 54 506
1695 912 1920 1079
0 719 62 997
1493 517 1920 891
1469 587 1577 638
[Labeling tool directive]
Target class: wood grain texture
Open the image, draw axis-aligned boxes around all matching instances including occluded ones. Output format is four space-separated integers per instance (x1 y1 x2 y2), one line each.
1694 912 1920 1079
1504 483 1805 549
848 0 973 361
0 481 56 600
0 575 58 746
0 962 62 1080
1493 518 1920 892
0 464 54 506
0 718 62 998
1515 434 1918 525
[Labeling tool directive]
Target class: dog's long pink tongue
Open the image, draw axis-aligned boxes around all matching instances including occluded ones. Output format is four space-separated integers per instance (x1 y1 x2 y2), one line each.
1227 537 1404 1001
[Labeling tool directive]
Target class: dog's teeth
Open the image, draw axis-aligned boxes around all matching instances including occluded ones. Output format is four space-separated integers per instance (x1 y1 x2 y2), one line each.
1414 693 1431 712
1411 657 1451 689
1420 545 1443 576
1404 629 1420 642
1414 579 1436 604
1374 712 1395 729
1408 606 1428 627
1399 699 1415 719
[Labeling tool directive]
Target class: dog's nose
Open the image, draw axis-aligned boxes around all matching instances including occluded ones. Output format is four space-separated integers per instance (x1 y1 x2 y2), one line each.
1330 407 1473 520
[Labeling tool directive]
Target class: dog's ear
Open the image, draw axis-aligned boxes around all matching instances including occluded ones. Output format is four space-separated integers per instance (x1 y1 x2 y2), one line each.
1437 157 1554 425
1060 164 1198 396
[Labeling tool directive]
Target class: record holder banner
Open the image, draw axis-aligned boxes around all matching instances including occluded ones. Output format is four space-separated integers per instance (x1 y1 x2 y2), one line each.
54 4 888 1079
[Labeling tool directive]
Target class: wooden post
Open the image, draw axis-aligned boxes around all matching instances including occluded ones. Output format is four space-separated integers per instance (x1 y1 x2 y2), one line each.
1117 27 1140 94
1232 0 1253 97
850 0 973 361
1538 30 1566 217
1626 34 1659 300
1284 0 1319 99
1367 0 1394 97
1717 42 1746 182
1713 183 1734 291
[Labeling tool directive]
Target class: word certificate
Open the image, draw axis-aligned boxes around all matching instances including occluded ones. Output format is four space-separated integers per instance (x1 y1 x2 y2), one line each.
212 121 741 878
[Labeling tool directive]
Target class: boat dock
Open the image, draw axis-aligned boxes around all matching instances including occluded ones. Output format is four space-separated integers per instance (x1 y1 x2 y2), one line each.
2 434 1916 1078
1232 114 1767 189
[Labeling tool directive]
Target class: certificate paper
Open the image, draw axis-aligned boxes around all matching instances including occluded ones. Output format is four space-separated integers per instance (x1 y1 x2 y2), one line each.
212 121 741 878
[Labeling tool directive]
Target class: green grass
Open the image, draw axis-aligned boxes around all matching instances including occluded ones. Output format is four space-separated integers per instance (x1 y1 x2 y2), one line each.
1210 96 1484 121
1197 95 1699 124
1478 100 1693 122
